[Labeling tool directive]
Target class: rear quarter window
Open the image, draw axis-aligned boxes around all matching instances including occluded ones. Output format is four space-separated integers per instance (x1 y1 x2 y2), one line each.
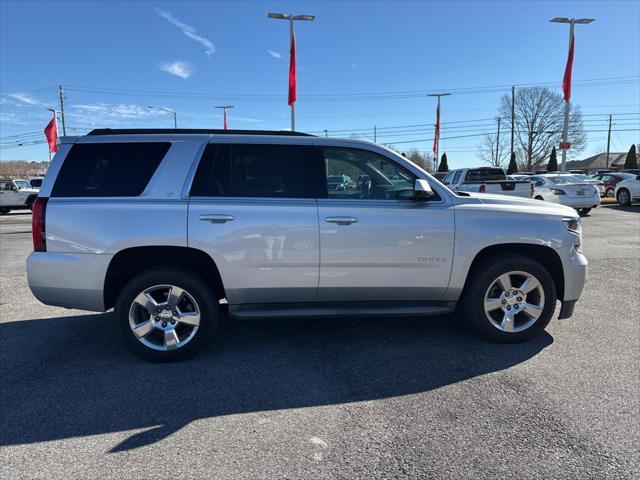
51 142 170 197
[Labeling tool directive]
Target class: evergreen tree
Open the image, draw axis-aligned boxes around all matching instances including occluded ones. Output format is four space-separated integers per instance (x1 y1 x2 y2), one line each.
507 152 518 174
624 144 638 169
548 146 558 171
438 153 449 172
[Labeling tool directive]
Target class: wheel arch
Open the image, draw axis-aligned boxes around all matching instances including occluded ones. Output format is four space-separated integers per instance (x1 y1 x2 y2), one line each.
462 243 565 301
103 246 226 311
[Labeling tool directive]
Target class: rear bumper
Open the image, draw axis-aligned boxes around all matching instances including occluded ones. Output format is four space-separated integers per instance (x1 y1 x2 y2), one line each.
555 194 601 209
26 252 111 312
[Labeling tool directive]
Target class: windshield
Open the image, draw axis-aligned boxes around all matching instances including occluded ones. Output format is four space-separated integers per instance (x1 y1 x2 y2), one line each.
14 180 31 189
464 168 505 182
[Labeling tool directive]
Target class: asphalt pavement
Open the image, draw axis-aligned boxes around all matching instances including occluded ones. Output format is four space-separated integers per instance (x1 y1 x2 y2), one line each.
1 206 638 479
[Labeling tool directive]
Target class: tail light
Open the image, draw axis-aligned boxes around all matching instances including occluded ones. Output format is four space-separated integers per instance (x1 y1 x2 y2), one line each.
551 188 566 195
32 197 47 252
479 184 486 193
530 182 535 197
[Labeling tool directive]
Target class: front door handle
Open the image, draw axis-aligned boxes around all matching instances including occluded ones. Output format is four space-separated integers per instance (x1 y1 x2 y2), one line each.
325 216 358 225
199 214 235 224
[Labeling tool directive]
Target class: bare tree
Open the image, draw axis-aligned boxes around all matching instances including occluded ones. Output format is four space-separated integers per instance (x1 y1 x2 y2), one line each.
499 87 586 171
405 149 434 172
477 132 510 168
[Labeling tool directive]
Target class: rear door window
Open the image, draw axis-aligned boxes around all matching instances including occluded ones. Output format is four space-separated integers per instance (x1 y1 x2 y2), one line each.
464 168 505 182
51 142 170 197
190 143 317 198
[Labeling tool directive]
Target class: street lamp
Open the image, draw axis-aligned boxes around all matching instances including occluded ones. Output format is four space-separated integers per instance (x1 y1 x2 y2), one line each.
215 105 234 130
268 12 315 131
550 17 595 172
148 105 177 129
427 93 451 171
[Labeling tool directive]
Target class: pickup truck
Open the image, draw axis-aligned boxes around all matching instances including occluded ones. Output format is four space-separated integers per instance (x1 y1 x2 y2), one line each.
0 178 39 214
442 167 533 198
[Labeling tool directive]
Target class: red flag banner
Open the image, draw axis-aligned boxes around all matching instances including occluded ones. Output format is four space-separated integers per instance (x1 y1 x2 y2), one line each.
44 115 58 153
288 33 297 106
223 110 228 130
432 102 440 154
562 34 575 102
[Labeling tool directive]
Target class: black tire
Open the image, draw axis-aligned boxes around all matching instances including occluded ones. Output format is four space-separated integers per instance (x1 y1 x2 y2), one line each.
461 254 557 343
0 208 10 215
535 196 544 201
617 188 631 207
26 196 36 211
115 267 219 362
577 208 591 217
605 187 615 198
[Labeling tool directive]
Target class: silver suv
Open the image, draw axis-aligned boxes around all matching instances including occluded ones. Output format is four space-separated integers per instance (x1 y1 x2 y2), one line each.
27 129 587 361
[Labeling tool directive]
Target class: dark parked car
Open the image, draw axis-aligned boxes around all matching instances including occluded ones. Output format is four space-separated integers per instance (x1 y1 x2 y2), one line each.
593 172 636 198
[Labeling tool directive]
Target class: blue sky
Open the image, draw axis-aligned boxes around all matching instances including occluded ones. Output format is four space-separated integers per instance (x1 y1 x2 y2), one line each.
1 0 638 167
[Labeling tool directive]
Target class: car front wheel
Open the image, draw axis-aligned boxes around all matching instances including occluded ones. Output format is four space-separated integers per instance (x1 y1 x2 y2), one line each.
605 187 615 198
617 188 631 207
577 208 591 217
115 267 219 361
462 255 556 342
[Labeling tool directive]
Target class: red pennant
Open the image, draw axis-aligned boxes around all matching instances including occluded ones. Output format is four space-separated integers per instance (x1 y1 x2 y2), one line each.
562 34 575 102
44 115 58 153
432 102 440 154
288 33 296 106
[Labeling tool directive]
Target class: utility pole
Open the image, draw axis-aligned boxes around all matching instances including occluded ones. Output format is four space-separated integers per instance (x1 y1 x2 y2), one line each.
268 12 315 131
510 86 515 158
427 92 451 170
550 17 595 172
58 85 67 136
374 126 377 143
495 117 502 166
606 114 612 168
215 105 234 130
324 129 328 138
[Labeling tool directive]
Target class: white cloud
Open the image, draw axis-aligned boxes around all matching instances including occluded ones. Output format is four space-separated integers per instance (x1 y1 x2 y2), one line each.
67 103 162 126
156 9 215 56
352 63 358 69
7 93 42 106
159 61 193 79
267 50 282 59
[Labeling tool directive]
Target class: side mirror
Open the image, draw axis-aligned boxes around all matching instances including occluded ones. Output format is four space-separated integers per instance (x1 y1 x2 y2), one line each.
413 179 434 200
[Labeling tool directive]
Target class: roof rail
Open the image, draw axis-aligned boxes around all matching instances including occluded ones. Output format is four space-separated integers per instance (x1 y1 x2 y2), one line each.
87 128 314 137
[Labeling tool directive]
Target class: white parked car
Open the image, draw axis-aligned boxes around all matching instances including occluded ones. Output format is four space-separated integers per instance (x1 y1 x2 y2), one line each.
571 174 605 197
530 174 600 216
0 178 39 214
614 174 640 207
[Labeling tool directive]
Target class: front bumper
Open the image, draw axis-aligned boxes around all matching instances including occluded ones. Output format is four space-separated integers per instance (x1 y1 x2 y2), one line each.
27 252 111 312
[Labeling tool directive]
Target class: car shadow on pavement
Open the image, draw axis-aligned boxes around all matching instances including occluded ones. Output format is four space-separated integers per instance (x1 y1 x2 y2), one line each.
0 313 552 452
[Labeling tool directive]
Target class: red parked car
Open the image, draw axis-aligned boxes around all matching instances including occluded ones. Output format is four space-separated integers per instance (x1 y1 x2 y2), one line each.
593 173 636 198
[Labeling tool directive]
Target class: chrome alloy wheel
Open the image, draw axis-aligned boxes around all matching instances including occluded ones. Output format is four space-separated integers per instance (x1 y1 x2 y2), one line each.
483 271 545 333
128 284 201 351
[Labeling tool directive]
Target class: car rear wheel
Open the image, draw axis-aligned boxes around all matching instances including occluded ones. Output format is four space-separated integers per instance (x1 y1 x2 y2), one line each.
115 267 218 361
0 208 10 215
617 188 631 207
577 208 591 217
605 187 615 198
461 254 556 342
535 195 544 201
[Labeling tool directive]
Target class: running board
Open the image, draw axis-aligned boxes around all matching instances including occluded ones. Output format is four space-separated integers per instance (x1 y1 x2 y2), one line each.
228 301 456 320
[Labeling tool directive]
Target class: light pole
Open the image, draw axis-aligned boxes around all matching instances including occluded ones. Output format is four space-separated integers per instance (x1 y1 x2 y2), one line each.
148 105 177 128
268 12 315 131
427 93 450 170
550 17 595 172
215 105 234 130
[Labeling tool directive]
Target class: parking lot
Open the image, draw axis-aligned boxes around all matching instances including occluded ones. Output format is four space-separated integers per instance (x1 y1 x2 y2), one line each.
0 206 638 479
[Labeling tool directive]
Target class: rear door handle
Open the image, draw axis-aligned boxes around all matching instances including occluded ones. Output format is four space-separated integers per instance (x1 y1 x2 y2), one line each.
325 216 358 225
199 214 235 224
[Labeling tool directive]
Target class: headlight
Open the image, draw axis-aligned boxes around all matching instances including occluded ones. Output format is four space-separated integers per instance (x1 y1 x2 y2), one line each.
563 218 581 234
